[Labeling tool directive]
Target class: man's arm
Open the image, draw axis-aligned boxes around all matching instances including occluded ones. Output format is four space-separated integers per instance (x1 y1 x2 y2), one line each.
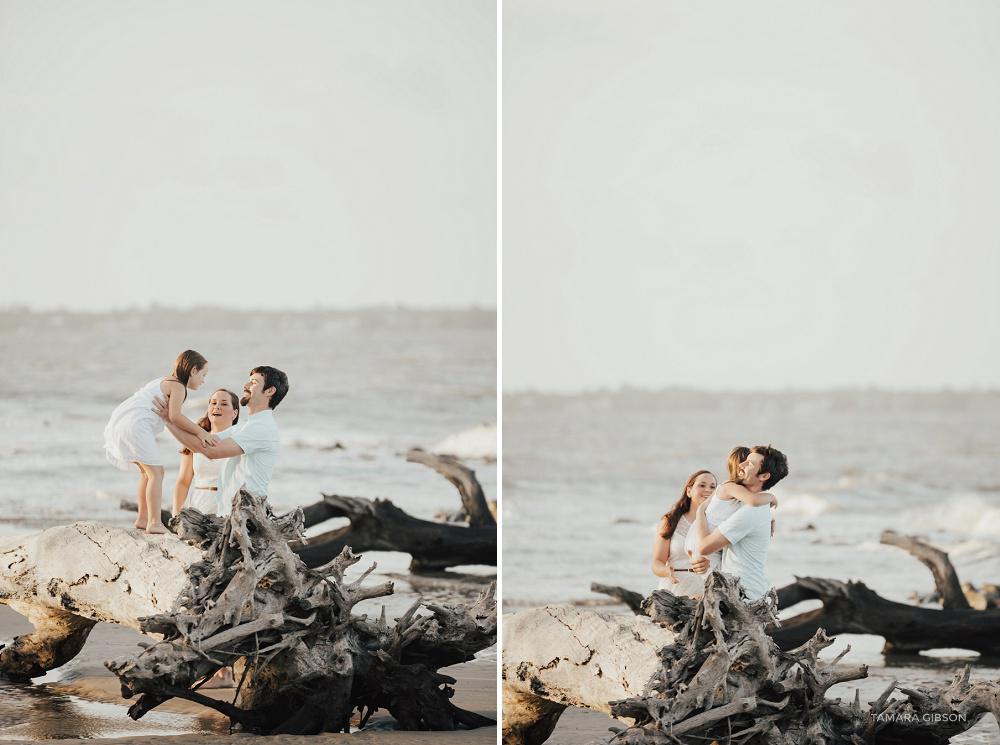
153 397 244 460
693 500 732 556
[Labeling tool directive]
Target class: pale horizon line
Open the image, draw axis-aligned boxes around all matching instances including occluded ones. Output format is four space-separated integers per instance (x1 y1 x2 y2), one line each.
503 383 1000 397
0 303 498 315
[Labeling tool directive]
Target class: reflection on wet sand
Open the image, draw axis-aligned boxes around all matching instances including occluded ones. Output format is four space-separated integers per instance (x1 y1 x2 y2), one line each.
0 681 226 740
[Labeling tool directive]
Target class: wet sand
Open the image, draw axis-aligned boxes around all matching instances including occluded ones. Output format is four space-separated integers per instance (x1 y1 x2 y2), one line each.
0 605 497 744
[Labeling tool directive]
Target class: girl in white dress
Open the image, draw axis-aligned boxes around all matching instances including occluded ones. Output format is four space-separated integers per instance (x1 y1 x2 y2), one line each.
684 446 778 591
173 388 240 517
652 470 718 598
103 350 217 534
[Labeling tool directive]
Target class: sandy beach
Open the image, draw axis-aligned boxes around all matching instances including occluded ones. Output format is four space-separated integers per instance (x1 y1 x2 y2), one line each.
0 605 497 744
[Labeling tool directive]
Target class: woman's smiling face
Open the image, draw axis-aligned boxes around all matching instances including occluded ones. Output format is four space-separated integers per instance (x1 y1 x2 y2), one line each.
687 473 717 501
207 389 238 431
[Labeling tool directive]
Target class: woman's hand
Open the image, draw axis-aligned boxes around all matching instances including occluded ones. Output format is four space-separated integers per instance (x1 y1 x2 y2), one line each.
665 565 678 584
200 432 220 447
688 550 711 575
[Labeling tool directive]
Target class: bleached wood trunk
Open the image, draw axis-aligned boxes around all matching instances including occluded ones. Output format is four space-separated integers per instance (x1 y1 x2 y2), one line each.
0 522 201 679
502 605 675 745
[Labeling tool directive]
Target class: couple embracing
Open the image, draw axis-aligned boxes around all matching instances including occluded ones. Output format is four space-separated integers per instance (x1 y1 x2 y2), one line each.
652 444 789 602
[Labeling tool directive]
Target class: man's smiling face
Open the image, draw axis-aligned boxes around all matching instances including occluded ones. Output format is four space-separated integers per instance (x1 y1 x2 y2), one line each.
241 373 268 408
739 451 767 489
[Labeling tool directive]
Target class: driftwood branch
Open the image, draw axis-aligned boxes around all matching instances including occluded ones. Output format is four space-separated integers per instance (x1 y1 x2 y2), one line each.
590 582 645 615
0 494 496 733
879 530 971 610
505 573 1000 744
406 449 496 528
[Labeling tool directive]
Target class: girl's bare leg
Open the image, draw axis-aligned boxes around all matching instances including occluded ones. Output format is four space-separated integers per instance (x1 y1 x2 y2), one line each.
135 470 149 530
139 464 168 535
172 488 186 518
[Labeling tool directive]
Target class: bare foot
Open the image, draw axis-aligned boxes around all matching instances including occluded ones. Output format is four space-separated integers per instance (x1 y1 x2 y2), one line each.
146 523 169 535
134 521 147 531
200 668 234 689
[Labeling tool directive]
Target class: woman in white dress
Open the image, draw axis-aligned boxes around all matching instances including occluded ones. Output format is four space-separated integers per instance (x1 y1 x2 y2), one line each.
172 388 240 517
651 470 717 598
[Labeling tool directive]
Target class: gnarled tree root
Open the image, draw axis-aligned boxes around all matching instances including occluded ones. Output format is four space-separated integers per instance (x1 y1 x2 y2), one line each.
106 489 496 734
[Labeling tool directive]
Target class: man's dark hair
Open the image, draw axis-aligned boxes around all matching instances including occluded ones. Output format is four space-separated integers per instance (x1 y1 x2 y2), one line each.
753 444 789 490
252 366 289 409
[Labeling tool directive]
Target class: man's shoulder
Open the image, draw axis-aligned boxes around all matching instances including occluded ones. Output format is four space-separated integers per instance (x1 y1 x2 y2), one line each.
241 411 280 442
725 503 770 525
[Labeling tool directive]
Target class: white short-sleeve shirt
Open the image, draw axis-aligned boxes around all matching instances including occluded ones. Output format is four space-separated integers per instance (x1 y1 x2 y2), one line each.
214 409 280 515
718 504 772 601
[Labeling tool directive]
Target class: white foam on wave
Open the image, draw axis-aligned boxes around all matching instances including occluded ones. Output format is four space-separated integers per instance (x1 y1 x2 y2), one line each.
430 423 497 461
776 492 837 518
899 493 1000 538
948 539 1000 563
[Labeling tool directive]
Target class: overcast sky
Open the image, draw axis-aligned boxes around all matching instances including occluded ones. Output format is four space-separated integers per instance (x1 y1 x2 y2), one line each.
504 1 1000 391
0 0 496 311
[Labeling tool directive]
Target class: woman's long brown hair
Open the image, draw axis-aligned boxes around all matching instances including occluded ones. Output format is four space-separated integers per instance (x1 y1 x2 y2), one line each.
659 469 715 539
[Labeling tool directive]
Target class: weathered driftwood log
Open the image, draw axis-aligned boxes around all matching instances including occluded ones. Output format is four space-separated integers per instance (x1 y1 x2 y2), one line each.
0 493 496 734
505 573 1000 745
502 604 675 745
0 522 202 680
769 576 1000 655
772 531 999 653
294 495 497 571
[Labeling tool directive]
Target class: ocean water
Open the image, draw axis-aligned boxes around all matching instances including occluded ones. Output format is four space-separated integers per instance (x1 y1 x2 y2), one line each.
0 306 497 617
503 388 1000 741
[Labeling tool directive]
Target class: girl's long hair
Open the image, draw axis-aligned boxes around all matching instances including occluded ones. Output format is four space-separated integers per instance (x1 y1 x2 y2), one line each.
659 470 715 539
728 446 751 482
173 349 208 388
180 389 240 455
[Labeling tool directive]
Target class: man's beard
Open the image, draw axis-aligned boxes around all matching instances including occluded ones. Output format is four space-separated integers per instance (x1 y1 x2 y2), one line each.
240 394 251 407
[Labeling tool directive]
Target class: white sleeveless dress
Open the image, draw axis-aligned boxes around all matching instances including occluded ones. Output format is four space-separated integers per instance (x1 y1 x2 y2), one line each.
104 378 166 471
657 516 707 598
684 494 742 572
187 452 224 515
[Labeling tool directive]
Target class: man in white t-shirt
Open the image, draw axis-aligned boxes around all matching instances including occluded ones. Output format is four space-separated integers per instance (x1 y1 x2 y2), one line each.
156 366 289 514
692 445 789 601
